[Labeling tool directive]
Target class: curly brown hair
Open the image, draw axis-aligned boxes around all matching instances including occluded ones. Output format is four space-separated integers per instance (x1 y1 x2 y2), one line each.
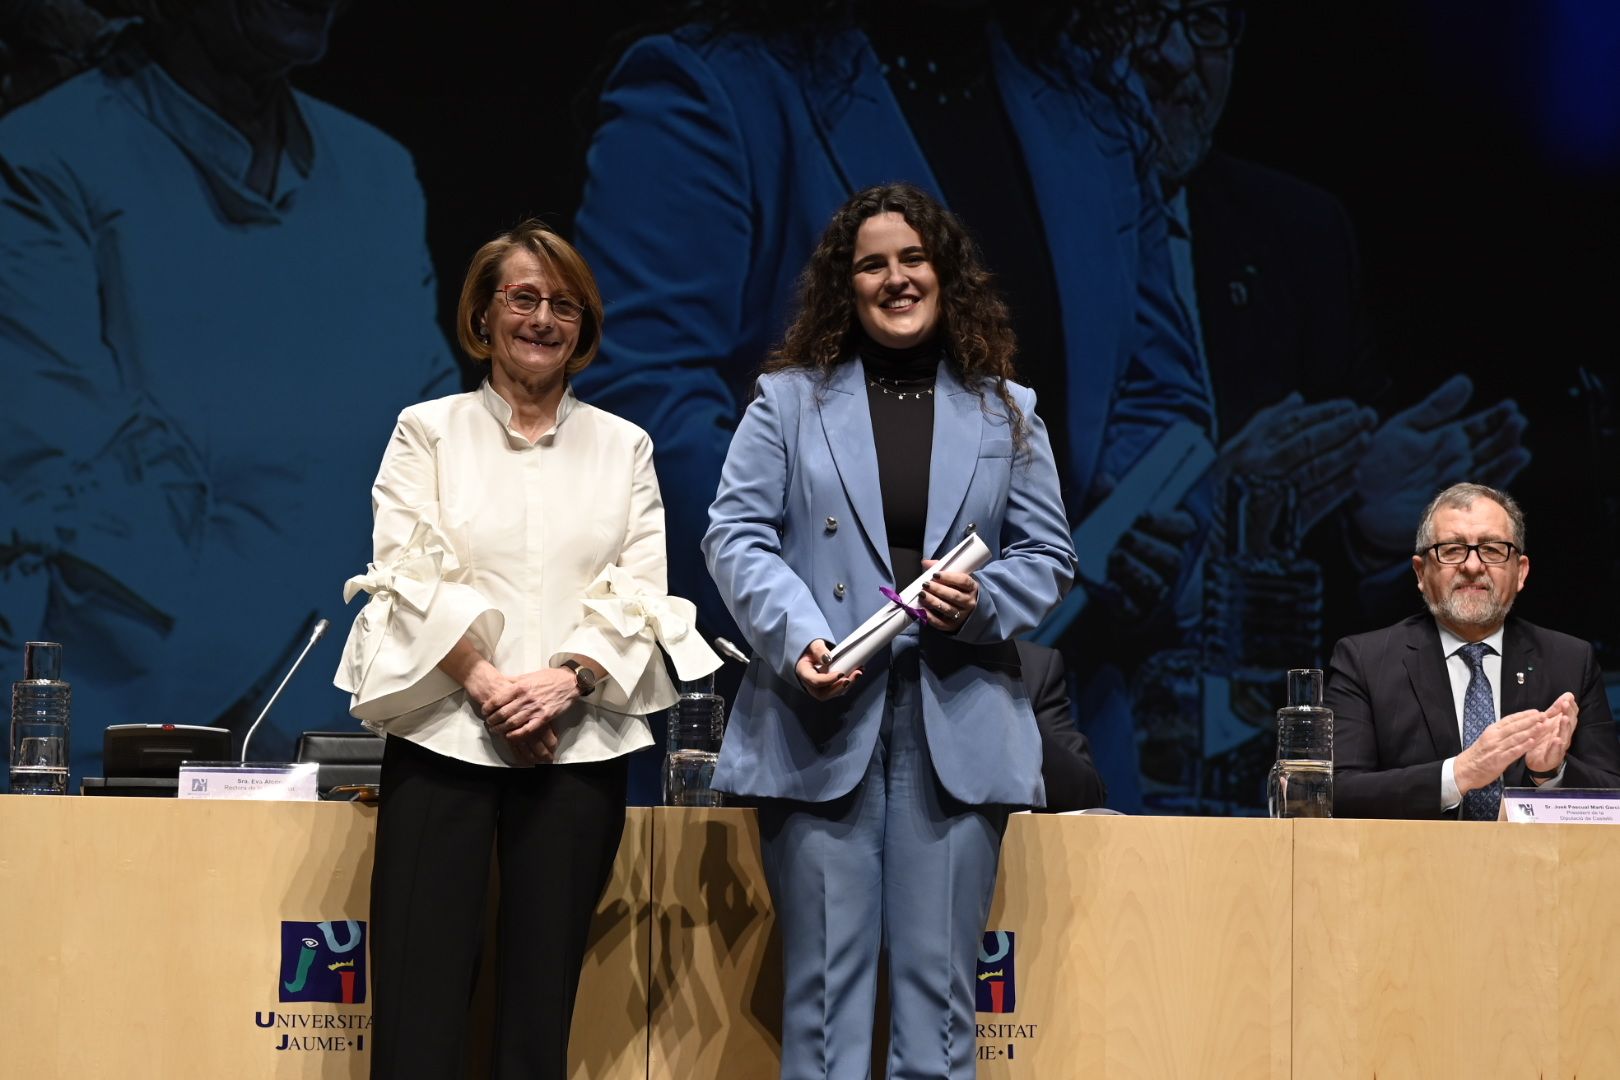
764 182 1029 451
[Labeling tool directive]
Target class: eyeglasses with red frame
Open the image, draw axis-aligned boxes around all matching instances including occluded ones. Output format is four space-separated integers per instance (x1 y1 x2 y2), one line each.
497 283 584 322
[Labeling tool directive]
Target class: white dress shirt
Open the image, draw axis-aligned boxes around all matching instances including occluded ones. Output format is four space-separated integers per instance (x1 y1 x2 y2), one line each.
334 381 718 767
1436 620 1563 809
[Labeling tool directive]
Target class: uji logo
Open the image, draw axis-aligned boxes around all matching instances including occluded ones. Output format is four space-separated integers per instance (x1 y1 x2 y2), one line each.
975 930 1015 1013
279 920 367 1004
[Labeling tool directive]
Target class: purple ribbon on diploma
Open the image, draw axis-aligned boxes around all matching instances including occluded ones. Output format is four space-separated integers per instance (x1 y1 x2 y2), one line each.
880 586 929 625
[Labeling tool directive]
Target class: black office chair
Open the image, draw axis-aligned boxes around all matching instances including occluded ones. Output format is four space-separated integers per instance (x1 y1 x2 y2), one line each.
295 730 384 796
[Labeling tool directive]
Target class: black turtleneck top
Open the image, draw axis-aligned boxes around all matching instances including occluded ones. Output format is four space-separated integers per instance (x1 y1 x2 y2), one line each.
859 332 939 585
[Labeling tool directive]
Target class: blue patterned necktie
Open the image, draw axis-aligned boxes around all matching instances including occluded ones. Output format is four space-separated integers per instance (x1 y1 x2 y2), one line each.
1458 642 1500 821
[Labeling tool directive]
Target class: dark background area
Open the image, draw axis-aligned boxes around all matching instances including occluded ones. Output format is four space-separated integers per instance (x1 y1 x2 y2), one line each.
296 0 1620 650
5 0 1616 800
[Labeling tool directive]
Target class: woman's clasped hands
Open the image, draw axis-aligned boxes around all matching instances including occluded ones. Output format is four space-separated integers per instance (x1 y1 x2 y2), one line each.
466 664 576 763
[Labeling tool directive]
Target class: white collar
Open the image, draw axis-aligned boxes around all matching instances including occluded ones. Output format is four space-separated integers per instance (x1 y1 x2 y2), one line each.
478 378 577 446
1435 619 1506 660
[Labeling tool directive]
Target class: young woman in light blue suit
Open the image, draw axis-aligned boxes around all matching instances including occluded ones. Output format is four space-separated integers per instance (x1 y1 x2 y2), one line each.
704 184 1077 1079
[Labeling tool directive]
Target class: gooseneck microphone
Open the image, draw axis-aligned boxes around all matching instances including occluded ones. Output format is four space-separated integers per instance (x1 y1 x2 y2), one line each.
712 637 750 665
240 618 330 764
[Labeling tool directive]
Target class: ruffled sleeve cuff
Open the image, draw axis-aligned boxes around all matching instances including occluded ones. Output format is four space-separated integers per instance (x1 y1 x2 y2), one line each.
334 519 504 726
551 564 722 717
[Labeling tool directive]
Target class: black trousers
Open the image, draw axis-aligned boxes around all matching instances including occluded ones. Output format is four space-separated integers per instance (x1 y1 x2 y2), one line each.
368 734 628 1080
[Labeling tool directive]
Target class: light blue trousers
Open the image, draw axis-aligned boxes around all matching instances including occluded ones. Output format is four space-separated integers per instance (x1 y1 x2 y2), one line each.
757 637 1009 1080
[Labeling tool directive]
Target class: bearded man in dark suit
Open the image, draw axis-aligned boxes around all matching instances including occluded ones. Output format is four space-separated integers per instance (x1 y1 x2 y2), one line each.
1326 483 1620 819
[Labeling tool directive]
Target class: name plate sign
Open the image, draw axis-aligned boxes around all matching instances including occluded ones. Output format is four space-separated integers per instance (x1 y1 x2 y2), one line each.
1501 787 1620 824
178 762 320 802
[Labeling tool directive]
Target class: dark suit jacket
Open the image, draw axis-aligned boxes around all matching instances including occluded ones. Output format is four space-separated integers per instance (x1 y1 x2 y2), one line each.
1187 151 1376 428
1326 614 1620 819
1186 152 1419 638
1016 640 1107 812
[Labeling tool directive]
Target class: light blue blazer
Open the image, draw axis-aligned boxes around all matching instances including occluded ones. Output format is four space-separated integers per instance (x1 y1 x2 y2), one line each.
704 360 1077 807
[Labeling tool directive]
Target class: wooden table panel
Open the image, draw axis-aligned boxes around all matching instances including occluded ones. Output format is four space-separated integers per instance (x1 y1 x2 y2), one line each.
982 815 1291 1080
10 797 1620 1079
0 796 647 1080
1554 825 1620 1076
1293 819 1559 1080
645 807 781 1080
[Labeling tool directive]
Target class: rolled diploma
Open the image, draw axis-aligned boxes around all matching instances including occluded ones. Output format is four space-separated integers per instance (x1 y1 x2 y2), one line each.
824 532 993 675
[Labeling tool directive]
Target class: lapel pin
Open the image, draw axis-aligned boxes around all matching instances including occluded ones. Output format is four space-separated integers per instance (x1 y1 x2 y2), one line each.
1516 672 1526 685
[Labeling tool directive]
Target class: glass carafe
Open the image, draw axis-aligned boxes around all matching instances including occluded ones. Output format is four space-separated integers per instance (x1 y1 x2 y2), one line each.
1266 668 1333 818
663 673 725 807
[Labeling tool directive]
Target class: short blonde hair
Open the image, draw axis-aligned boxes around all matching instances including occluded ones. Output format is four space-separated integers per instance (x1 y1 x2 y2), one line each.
455 220 604 376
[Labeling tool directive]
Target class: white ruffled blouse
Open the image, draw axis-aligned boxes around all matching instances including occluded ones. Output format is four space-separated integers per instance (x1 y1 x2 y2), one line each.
334 381 719 767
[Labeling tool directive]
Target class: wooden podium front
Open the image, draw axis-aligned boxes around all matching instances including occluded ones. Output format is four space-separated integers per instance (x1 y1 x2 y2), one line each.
1291 818 1620 1078
645 811 1292 1078
4 797 1618 1078
0 797 646 1080
645 811 1620 1079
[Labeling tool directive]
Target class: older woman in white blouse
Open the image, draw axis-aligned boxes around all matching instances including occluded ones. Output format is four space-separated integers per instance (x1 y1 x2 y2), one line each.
335 221 716 1080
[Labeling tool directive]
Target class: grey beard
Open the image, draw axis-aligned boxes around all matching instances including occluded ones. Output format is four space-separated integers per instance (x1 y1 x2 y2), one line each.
1426 584 1515 634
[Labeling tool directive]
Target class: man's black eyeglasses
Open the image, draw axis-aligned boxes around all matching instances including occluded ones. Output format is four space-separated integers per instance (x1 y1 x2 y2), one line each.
1423 541 1520 566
